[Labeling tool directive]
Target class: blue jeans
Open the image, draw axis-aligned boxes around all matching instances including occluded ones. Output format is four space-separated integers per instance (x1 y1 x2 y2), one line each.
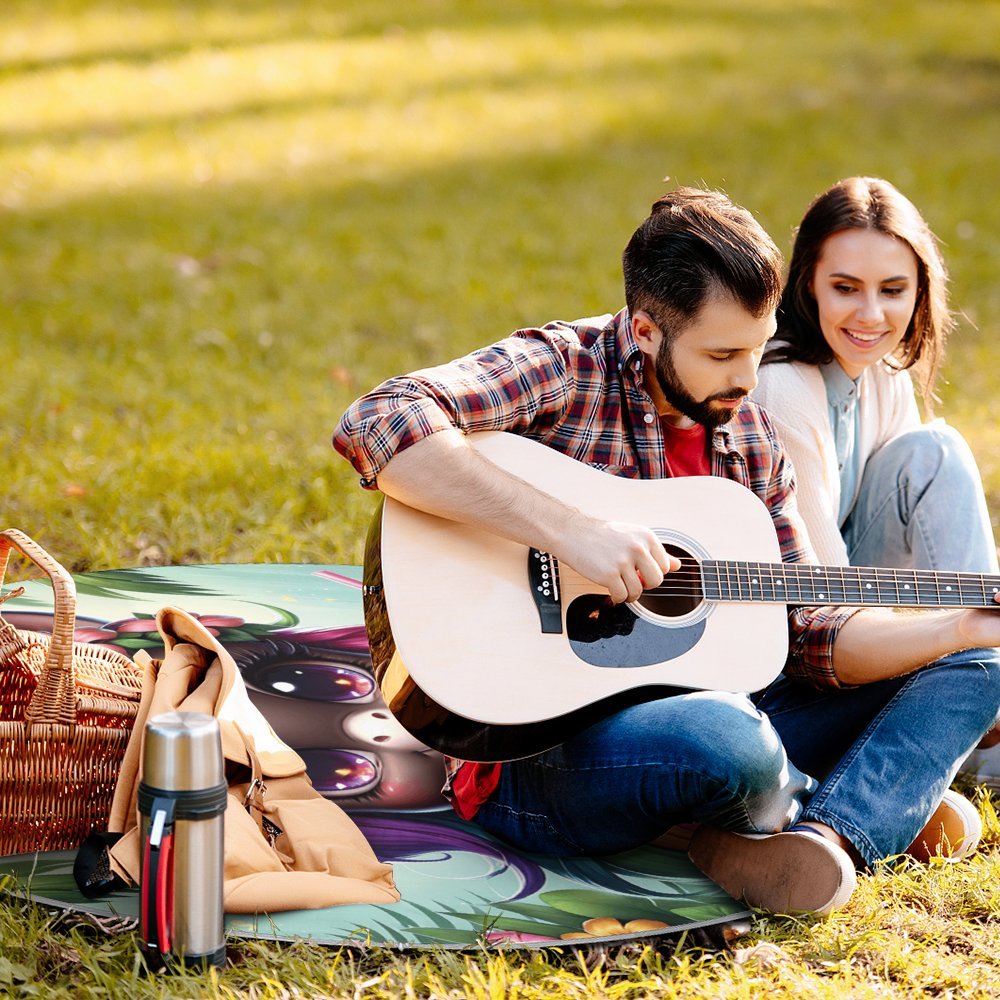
474 691 815 856
755 647 1000 865
841 423 1000 784
475 649 1000 867
842 423 999 574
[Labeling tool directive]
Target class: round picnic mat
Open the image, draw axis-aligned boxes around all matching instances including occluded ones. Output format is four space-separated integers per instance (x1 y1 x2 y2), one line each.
0 564 749 950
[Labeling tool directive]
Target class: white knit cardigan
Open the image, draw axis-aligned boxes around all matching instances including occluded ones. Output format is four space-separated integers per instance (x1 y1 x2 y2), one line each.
752 359 921 566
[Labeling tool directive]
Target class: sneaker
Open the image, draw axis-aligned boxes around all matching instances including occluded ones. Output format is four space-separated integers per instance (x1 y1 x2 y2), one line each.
906 789 982 862
688 827 857 915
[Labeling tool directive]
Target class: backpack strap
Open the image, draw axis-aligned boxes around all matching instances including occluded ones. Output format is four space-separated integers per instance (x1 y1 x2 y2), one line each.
233 722 267 833
73 830 128 898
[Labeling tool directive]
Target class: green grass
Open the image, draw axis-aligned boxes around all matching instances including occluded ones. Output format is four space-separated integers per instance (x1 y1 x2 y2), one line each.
3 0 1000 995
3 0 1000 571
3 792 1000 997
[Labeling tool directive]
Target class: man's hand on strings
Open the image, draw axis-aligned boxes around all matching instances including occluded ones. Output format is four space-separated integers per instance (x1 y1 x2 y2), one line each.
555 517 680 604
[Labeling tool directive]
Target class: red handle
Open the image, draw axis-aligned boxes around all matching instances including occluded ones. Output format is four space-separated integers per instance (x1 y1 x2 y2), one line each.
140 802 175 963
156 833 174 955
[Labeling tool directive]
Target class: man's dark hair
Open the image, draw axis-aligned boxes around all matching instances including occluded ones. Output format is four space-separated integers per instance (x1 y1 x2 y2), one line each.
622 187 783 340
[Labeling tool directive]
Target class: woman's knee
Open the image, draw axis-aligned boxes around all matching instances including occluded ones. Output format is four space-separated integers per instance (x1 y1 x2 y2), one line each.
875 422 979 487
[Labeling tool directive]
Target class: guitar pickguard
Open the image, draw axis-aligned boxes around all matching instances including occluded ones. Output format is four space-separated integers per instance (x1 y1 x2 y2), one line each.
566 594 706 667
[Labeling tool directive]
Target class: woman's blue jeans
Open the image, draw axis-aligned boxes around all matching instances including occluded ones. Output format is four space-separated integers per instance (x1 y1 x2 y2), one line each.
475 649 1000 868
842 422 998 574
841 423 1000 783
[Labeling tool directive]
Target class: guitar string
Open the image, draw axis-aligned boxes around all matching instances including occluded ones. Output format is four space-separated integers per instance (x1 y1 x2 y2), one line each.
555 565 1000 605
556 566 1000 589
555 584 999 606
545 560 1000 586
555 585 999 602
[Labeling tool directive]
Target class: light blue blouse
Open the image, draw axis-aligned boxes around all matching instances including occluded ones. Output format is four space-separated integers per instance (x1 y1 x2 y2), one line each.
820 360 864 526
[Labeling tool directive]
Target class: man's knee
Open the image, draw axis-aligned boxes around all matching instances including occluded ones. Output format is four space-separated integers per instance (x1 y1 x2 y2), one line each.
659 691 789 790
615 690 767 753
667 692 808 831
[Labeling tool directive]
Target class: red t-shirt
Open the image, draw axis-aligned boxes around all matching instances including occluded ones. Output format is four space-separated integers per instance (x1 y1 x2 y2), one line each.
660 419 710 477
449 761 504 820
448 420 709 820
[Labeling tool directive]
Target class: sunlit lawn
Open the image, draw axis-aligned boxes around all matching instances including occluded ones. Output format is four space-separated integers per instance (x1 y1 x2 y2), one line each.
4 0 1000 570
3 0 1000 995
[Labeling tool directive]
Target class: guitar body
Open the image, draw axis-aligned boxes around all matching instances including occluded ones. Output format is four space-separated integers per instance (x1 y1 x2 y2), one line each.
363 432 789 761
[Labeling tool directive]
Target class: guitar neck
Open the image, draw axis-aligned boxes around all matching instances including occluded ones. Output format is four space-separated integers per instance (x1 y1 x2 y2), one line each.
701 561 1000 609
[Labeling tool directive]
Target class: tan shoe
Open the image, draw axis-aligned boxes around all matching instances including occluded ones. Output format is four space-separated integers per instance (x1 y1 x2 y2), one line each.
651 822 698 852
907 789 982 862
688 827 857 915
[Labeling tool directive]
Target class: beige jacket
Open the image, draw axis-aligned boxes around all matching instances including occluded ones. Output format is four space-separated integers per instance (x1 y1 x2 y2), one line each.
752 359 920 566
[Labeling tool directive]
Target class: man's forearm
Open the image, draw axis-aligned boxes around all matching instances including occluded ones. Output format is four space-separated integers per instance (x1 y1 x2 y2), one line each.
832 607 991 684
376 428 578 555
375 429 676 604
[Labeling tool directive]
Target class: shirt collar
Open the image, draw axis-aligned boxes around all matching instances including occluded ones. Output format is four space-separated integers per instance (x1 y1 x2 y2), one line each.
616 308 645 378
618 307 736 455
820 359 860 406
711 423 734 455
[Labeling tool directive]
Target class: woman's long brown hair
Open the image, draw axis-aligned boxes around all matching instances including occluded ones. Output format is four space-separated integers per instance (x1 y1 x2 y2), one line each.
764 176 953 410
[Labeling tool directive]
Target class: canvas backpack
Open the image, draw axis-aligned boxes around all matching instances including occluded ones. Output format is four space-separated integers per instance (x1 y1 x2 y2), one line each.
77 606 398 914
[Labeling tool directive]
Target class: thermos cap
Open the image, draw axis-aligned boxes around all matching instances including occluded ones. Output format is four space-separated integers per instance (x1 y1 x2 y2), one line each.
142 711 224 791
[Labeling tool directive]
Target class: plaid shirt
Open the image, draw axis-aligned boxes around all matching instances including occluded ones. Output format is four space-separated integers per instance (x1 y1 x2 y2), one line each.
334 309 858 811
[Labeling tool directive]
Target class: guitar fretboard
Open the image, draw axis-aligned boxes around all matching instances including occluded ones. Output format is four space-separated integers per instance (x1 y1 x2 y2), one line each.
701 561 1000 609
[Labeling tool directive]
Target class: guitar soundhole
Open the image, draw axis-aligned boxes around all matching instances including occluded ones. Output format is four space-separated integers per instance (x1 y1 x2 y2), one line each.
636 543 703 618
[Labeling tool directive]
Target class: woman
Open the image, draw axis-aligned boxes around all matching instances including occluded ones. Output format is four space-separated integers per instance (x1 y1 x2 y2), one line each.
753 176 1000 850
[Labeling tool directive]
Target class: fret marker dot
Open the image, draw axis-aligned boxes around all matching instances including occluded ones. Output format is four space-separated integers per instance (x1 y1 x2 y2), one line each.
865 583 872 589
751 578 758 584
946 586 953 591
819 593 825 599
904 584 910 589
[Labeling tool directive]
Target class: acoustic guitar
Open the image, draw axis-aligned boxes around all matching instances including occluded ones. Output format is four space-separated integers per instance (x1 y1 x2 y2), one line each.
362 431 1000 761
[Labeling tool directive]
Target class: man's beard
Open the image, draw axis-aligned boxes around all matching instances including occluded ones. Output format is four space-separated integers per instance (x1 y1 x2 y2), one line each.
654 339 748 429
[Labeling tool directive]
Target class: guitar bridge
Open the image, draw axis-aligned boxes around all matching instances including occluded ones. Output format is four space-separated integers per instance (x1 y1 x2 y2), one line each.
528 549 563 633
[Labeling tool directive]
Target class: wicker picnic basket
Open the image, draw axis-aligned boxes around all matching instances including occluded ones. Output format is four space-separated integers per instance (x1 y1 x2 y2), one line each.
0 528 144 856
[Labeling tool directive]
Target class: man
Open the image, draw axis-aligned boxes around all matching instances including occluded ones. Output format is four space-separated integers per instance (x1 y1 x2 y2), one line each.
333 188 1000 915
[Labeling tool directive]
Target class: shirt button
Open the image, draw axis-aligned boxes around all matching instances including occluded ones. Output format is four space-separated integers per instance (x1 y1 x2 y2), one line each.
643 413 655 424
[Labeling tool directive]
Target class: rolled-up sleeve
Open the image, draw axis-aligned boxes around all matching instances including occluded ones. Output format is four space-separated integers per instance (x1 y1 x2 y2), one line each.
785 605 858 688
333 389 458 488
774 484 860 688
333 332 574 488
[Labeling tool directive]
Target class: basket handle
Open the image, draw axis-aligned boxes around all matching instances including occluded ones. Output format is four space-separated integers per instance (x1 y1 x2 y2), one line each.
0 528 78 728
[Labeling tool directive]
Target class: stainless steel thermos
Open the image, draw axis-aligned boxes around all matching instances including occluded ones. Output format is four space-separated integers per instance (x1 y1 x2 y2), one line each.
139 711 227 970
